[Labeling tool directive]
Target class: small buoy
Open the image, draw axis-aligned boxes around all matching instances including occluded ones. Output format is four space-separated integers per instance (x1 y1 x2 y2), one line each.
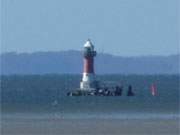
151 83 157 96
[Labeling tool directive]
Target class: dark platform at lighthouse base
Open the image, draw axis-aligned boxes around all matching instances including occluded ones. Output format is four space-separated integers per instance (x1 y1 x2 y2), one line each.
67 89 96 96
67 87 135 96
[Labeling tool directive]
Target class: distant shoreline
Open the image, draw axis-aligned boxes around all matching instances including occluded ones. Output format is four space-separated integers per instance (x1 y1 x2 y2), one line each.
1 51 179 75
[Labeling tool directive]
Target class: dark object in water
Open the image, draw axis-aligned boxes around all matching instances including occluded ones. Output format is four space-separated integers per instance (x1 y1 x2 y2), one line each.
114 86 123 96
127 85 134 96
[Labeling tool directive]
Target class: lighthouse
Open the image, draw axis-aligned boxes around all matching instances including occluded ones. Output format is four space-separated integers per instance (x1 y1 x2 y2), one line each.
67 39 135 96
80 39 97 91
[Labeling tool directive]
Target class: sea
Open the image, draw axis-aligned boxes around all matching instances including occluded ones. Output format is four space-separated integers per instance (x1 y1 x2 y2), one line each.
1 75 180 134
2 95 180 119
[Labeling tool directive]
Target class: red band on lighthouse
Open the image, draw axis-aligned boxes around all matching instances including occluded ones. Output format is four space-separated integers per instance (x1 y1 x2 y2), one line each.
84 57 94 73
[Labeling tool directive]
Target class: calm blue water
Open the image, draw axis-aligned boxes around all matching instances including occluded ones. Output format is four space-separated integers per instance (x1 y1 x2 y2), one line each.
2 96 179 120
2 112 180 120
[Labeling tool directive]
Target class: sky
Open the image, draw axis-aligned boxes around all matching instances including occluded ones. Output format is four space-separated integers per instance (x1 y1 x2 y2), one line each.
1 0 179 56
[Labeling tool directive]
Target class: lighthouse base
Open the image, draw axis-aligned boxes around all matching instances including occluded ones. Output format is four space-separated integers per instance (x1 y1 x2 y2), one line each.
67 84 135 96
67 89 96 96
80 73 98 91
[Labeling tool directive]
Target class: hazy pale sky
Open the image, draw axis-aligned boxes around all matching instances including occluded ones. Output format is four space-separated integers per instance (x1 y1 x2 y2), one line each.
1 0 179 56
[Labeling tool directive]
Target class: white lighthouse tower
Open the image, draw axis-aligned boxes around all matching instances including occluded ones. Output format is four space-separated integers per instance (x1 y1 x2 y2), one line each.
80 39 97 91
